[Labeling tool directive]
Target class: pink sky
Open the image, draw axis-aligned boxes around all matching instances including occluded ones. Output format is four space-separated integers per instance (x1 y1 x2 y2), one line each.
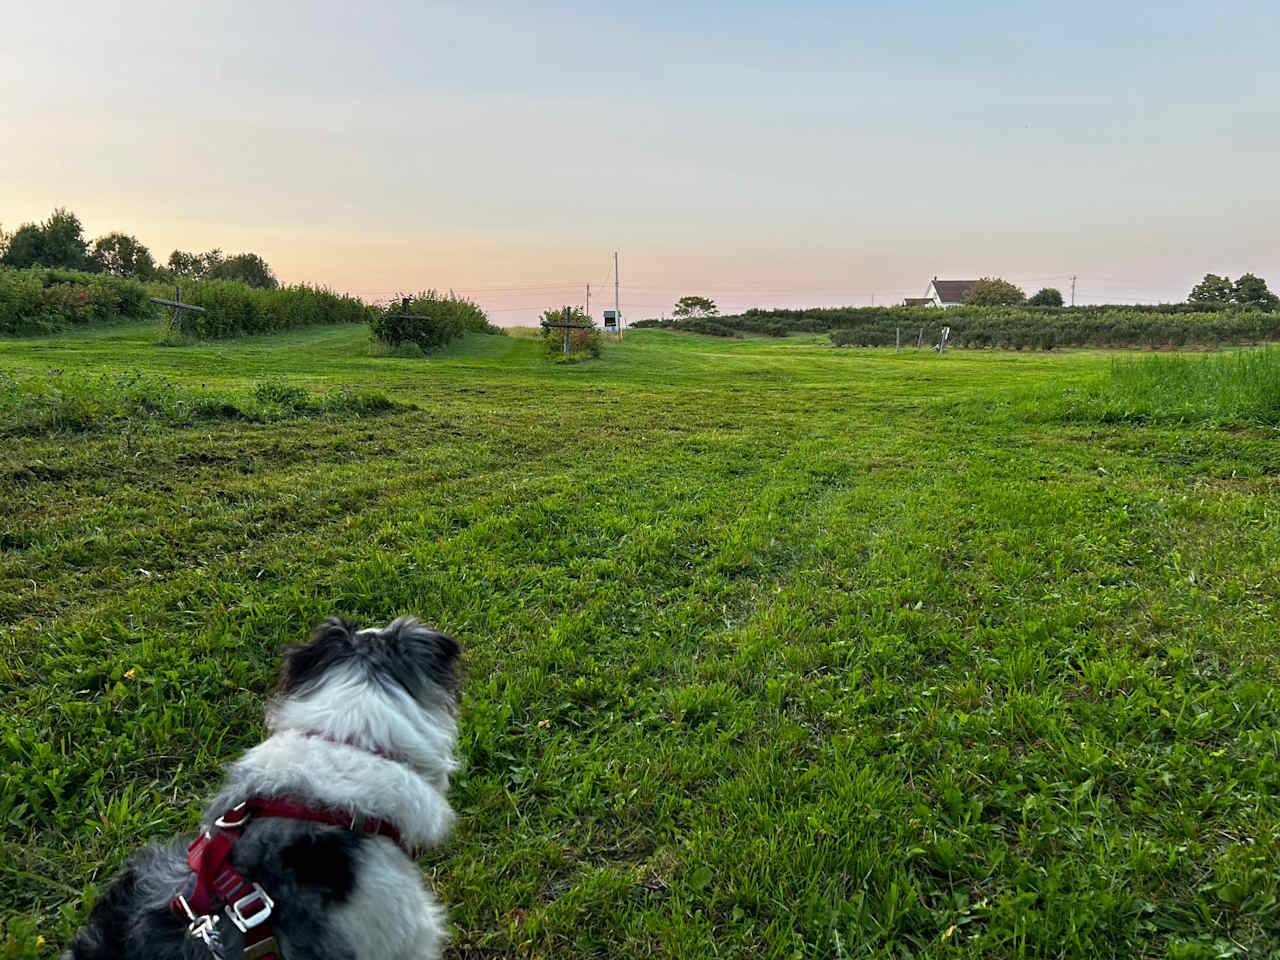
5 1 1278 324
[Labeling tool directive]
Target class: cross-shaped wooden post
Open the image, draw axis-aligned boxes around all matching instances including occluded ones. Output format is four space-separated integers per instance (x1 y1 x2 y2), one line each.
149 284 207 334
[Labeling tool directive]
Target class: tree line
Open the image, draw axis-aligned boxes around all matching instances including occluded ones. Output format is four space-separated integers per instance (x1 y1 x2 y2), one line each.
0 207 278 289
954 275 1277 310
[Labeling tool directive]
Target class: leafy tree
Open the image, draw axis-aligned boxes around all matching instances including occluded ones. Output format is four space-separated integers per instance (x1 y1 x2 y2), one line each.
90 233 157 279
40 208 92 270
0 224 10 259
1231 273 1279 310
208 252 278 289
1 224 44 268
1027 287 1064 307
0 208 91 270
963 278 1025 306
673 295 718 319
1188 273 1234 307
167 248 223 280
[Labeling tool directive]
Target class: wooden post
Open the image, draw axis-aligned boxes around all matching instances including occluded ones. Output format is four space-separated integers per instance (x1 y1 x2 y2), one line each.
896 327 900 351
562 306 571 356
917 326 924 349
150 289 206 334
402 297 410 313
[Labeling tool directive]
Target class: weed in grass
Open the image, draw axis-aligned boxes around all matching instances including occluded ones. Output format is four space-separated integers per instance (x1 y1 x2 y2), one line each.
1058 345 1280 426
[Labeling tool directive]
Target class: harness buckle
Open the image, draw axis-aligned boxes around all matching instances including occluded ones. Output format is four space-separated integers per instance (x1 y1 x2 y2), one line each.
214 802 250 828
186 913 223 952
174 894 197 922
225 884 274 931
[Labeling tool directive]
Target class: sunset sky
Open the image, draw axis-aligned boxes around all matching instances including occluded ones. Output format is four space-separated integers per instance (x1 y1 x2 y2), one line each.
4 1 1278 323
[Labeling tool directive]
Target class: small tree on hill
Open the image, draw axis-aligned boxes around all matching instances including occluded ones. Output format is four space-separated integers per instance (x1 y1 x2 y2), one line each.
1232 273 1279 310
1188 273 1233 307
209 252 278 289
963 277 1025 306
673 295 718 319
90 233 157 279
0 208 91 270
0 224 42 268
168 248 224 280
1027 287 1064 306
38 208 91 270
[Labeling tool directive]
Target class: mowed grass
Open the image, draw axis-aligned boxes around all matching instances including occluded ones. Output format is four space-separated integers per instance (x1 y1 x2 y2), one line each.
2 324 1279 958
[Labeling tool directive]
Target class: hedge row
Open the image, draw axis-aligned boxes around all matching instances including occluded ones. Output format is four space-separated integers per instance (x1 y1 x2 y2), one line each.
630 317 740 338
637 304 1280 349
1 265 378 338
171 280 376 337
0 266 155 335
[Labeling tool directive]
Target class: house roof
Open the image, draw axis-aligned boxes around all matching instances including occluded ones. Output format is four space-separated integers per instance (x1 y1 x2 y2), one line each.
929 279 977 303
903 297 933 306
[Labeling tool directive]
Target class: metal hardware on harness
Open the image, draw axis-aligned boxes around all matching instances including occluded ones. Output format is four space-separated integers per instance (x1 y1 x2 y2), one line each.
174 893 197 922
226 884 275 931
214 802 249 828
186 913 225 959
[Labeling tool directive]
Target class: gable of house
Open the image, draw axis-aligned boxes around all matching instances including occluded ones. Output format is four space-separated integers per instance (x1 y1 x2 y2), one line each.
925 278 977 306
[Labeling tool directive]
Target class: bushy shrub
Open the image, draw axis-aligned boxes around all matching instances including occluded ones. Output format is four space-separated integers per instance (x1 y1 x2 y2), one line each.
368 291 499 353
0 266 157 335
540 306 602 359
169 280 376 338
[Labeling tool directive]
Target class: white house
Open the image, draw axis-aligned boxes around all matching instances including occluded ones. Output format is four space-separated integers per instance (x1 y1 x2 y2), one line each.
922 277 977 307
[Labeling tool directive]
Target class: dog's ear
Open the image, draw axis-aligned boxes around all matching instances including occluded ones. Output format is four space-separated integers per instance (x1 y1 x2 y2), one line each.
376 615 462 706
277 616 359 697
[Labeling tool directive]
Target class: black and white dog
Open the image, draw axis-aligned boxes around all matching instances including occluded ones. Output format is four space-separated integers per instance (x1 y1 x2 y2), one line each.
64 616 462 960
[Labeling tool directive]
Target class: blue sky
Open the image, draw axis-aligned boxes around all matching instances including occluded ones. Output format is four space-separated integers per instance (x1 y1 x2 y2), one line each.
4 1 1278 320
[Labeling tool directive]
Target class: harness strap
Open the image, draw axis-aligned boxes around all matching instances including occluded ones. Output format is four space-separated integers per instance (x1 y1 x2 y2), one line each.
169 797 407 960
247 796 407 852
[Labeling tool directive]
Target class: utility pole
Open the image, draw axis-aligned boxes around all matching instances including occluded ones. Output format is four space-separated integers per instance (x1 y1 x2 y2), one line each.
1070 275 1077 307
614 251 621 331
586 283 590 321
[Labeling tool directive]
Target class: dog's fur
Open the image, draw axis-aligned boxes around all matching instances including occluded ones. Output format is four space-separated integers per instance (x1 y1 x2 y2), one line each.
63 616 461 960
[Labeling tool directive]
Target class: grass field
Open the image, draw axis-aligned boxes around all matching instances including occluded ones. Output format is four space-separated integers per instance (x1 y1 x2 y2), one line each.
2 323 1278 958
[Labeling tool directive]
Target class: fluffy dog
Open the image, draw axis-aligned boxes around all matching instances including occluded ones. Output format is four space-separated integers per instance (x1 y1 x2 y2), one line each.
64 615 461 960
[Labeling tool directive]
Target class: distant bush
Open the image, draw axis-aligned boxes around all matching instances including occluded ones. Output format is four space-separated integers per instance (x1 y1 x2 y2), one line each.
171 280 376 338
629 317 741 338
540 306 602 359
963 277 1026 306
0 266 156 335
368 291 501 353
1028 287 1064 307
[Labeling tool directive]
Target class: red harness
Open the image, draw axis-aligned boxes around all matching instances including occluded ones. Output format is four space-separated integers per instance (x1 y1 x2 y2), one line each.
169 796 406 960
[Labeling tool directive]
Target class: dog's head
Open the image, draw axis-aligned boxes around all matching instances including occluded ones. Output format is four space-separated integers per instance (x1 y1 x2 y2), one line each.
268 616 463 794
277 615 462 713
